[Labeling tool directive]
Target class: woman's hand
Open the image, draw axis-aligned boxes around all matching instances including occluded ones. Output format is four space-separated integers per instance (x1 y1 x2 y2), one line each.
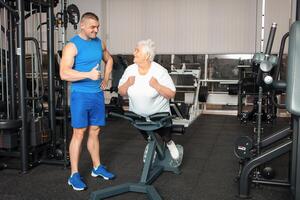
149 77 160 91
149 77 175 99
127 76 135 86
118 76 135 96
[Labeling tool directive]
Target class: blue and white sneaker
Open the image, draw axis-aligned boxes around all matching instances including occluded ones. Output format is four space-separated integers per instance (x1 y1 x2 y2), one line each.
91 165 115 180
68 172 87 191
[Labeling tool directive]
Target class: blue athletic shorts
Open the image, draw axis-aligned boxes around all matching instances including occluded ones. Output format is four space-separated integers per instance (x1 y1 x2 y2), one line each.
70 91 106 128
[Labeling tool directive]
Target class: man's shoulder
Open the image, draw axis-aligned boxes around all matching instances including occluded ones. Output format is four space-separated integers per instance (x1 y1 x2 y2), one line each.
68 35 80 48
69 35 79 42
62 42 77 56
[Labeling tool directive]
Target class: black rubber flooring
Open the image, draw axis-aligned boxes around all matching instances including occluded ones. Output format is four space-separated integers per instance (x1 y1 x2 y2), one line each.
0 115 291 200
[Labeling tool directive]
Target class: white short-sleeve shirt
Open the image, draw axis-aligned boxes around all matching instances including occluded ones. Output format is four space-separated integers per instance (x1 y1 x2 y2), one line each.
118 61 175 117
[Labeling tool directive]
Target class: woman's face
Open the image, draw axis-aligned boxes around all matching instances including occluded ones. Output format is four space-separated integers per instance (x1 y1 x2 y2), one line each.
133 45 148 64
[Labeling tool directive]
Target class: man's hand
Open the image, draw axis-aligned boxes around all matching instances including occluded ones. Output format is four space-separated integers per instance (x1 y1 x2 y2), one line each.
149 77 160 91
89 65 101 80
101 79 108 90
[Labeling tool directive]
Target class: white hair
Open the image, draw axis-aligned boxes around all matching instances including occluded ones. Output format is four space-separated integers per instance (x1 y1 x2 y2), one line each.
137 39 155 61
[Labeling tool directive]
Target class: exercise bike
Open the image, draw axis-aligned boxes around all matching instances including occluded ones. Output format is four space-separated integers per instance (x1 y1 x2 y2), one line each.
90 111 183 200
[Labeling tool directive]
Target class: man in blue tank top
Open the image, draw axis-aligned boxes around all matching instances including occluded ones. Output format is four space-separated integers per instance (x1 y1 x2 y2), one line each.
60 12 115 191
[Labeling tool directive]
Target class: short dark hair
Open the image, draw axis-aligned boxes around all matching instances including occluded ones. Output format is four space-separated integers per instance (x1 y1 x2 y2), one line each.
81 12 99 22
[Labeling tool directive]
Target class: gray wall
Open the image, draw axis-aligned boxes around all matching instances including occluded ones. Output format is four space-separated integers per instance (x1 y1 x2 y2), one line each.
61 0 292 54
106 0 258 54
104 0 292 54
1 0 291 54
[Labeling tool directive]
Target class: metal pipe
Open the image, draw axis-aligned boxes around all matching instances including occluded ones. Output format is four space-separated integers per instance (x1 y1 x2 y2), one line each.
17 0 29 173
8 1 17 119
30 3 35 116
291 116 300 199
0 0 19 20
264 23 277 56
251 179 290 186
270 30 288 113
47 0 56 151
4 8 9 118
25 9 39 20
0 7 4 102
297 0 300 21
260 127 291 148
39 4 43 71
275 32 289 81
61 0 69 168
256 86 263 155
295 117 300 200
24 37 44 99
31 47 35 116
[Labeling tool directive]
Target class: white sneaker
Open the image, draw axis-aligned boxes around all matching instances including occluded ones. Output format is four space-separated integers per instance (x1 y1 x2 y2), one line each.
167 140 179 160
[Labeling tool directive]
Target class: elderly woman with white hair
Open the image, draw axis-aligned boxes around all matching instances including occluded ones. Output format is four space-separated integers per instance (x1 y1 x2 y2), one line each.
118 39 180 160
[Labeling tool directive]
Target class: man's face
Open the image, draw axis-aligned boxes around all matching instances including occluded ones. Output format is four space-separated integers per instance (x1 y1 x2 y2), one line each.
81 18 99 39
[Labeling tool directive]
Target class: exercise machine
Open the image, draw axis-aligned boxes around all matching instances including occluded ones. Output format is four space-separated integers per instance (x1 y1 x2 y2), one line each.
237 21 300 199
237 23 278 124
169 60 202 128
90 111 183 200
0 0 72 172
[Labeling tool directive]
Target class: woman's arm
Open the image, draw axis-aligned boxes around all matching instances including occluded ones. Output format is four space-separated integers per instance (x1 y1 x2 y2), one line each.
118 76 135 96
149 77 175 99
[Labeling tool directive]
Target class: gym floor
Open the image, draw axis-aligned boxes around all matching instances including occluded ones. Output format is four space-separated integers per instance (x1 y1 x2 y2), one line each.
0 115 291 200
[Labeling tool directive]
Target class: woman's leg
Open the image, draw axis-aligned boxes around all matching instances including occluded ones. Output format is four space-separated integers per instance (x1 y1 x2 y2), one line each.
157 127 179 160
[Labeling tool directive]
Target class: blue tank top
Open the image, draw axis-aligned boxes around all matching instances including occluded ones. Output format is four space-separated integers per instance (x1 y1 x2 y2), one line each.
69 35 103 93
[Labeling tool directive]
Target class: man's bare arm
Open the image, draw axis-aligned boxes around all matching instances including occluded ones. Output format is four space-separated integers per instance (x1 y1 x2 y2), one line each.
101 41 113 84
60 43 100 82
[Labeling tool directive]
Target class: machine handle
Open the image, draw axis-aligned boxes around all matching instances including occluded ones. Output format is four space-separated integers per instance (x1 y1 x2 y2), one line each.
108 112 134 122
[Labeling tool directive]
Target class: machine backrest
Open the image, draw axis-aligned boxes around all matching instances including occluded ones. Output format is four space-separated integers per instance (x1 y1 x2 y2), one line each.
286 21 300 116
